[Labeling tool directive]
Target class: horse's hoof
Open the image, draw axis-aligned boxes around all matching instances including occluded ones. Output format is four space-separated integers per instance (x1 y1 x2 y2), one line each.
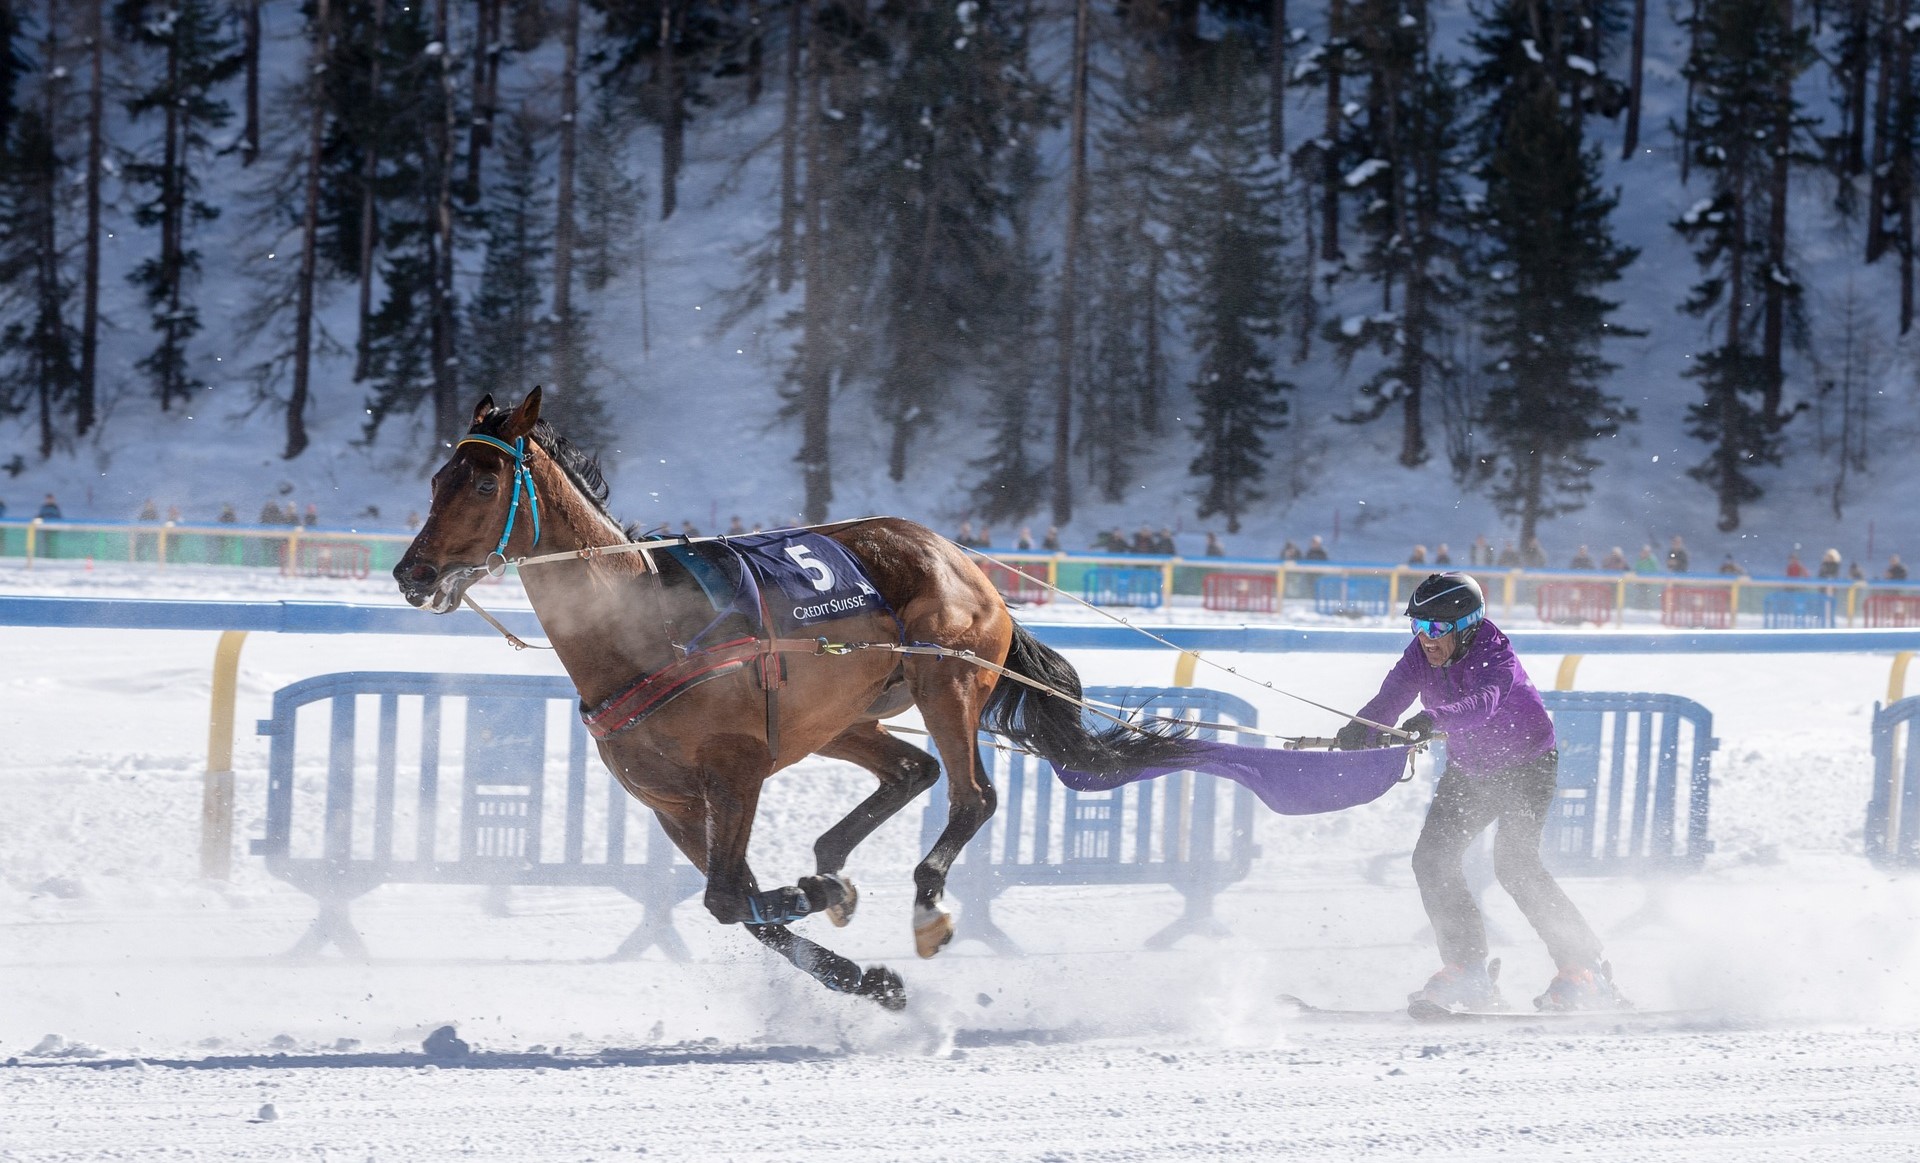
913 909 954 959
827 877 859 928
857 965 907 1011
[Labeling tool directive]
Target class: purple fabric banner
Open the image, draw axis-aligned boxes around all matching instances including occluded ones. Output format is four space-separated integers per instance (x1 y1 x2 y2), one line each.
1054 740 1412 815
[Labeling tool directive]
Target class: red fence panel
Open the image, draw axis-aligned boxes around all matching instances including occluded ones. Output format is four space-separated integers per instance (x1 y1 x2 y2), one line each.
1661 585 1733 629
1537 581 1616 625
1203 571 1278 614
1866 592 1920 628
292 542 372 580
981 562 1050 606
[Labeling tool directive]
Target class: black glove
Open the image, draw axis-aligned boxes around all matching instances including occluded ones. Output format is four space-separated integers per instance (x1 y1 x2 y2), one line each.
1398 711 1436 744
1335 720 1372 750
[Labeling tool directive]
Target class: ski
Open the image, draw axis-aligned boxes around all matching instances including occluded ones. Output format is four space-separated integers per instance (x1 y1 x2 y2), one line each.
1406 999 1713 1024
1277 994 1409 1022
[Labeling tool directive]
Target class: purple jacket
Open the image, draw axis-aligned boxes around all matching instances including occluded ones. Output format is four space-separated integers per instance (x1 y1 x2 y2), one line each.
1354 621 1555 776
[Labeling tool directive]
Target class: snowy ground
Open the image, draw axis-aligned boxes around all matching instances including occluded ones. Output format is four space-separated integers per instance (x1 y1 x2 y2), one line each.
3 562 1920 1160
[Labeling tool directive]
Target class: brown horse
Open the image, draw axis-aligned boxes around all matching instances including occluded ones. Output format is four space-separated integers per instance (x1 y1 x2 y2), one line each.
393 388 1193 1008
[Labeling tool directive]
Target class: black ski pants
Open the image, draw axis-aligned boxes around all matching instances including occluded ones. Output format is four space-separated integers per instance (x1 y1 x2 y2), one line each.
1411 751 1603 971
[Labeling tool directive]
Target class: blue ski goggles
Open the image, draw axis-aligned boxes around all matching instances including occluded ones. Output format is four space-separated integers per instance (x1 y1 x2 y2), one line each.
1411 608 1482 639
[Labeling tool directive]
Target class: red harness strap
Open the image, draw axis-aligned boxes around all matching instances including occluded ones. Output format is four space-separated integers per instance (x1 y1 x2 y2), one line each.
581 637 765 740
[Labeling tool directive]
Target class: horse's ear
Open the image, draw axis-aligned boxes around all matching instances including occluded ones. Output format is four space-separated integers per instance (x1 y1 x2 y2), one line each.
500 386 543 440
469 394 496 429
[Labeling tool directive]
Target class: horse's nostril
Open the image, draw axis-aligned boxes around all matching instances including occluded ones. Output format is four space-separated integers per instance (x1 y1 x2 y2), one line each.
402 562 438 587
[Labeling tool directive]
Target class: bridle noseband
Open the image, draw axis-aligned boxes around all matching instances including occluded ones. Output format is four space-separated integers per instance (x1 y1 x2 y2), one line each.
457 433 542 574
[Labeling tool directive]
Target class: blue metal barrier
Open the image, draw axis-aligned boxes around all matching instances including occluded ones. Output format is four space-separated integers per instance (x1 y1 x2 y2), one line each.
1868 696 1920 868
1763 590 1834 629
921 686 1260 952
1314 575 1391 617
1082 567 1164 609
250 672 702 959
1537 691 1717 873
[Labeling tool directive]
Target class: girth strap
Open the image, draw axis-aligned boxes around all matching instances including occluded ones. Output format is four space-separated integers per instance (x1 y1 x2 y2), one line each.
581 636 846 741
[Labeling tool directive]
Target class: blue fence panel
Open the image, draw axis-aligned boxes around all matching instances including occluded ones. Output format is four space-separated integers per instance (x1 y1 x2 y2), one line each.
251 671 702 959
921 686 1260 952
1868 697 1920 868
1763 590 1834 629
1081 567 1164 609
1313 574 1392 617
1537 691 1717 873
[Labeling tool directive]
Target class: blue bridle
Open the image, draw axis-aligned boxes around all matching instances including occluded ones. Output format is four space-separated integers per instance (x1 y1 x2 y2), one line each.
457 433 541 572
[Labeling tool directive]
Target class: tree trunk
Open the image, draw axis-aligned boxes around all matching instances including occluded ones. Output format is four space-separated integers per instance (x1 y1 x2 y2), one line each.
1761 0 1792 423
78 0 103 434
160 31 182 409
746 0 763 105
1050 0 1089 525
1321 0 1343 263
1868 0 1897 260
1268 0 1285 158
552 0 580 396
778 0 800 291
1843 0 1869 174
1622 0 1646 158
241 0 261 165
355 0 386 381
659 0 683 220
288 0 330 459
464 0 494 201
430 0 459 440
35 9 59 457
1898 2 1916 331
1680 0 1702 184
797 0 830 522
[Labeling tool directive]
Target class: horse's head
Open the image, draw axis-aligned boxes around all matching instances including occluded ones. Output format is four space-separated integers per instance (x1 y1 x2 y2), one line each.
394 387 545 612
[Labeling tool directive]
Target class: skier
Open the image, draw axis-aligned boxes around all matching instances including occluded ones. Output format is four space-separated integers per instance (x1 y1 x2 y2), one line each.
1337 572 1626 1013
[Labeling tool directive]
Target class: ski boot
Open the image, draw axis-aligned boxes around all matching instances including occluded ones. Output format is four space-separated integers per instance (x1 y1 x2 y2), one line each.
1534 960 1631 1012
1408 957 1505 1013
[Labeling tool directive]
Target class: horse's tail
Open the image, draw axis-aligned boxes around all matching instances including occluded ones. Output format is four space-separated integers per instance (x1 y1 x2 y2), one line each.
980 621 1198 775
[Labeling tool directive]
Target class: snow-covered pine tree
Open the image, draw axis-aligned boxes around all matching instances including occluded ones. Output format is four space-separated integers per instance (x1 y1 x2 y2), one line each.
1172 38 1295 534
577 92 643 296
1327 0 1472 469
1673 0 1813 530
115 0 243 411
464 108 552 407
1473 77 1639 543
0 9 81 459
859 0 1047 483
968 122 1049 522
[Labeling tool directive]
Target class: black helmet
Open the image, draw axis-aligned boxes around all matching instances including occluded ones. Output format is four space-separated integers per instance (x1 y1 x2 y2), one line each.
1406 572 1484 620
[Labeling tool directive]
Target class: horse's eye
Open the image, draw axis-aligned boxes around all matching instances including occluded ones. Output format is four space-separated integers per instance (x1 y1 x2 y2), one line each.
476 477 498 496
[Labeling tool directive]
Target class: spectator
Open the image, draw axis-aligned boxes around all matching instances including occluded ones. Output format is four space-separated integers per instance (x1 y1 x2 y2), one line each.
1666 535 1690 573
1784 549 1808 578
1495 540 1521 568
1717 553 1743 577
977 526 994 548
1094 528 1127 553
1887 554 1909 582
166 505 180 523
37 493 62 519
0 497 7 520
1204 531 1225 557
1303 535 1329 561
681 520 701 538
259 500 285 525
1470 535 1492 567
1280 539 1301 562
726 515 747 536
218 504 237 524
1015 526 1034 551
1568 545 1596 570
1042 525 1061 552
1434 543 1453 566
1153 527 1177 555
1130 525 1156 554
955 521 977 548
1633 545 1659 575
1849 560 1866 582
406 511 421 530
1408 544 1429 566
1601 546 1630 572
1523 537 1548 569
1817 548 1842 580
137 498 159 522
303 503 318 528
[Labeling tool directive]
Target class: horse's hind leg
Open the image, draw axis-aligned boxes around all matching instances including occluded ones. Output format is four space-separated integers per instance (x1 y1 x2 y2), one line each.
907 660 1001 959
808 722 943 927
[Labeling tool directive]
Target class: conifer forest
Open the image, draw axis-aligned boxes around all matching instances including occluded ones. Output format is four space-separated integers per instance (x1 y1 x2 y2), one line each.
0 0 1911 539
